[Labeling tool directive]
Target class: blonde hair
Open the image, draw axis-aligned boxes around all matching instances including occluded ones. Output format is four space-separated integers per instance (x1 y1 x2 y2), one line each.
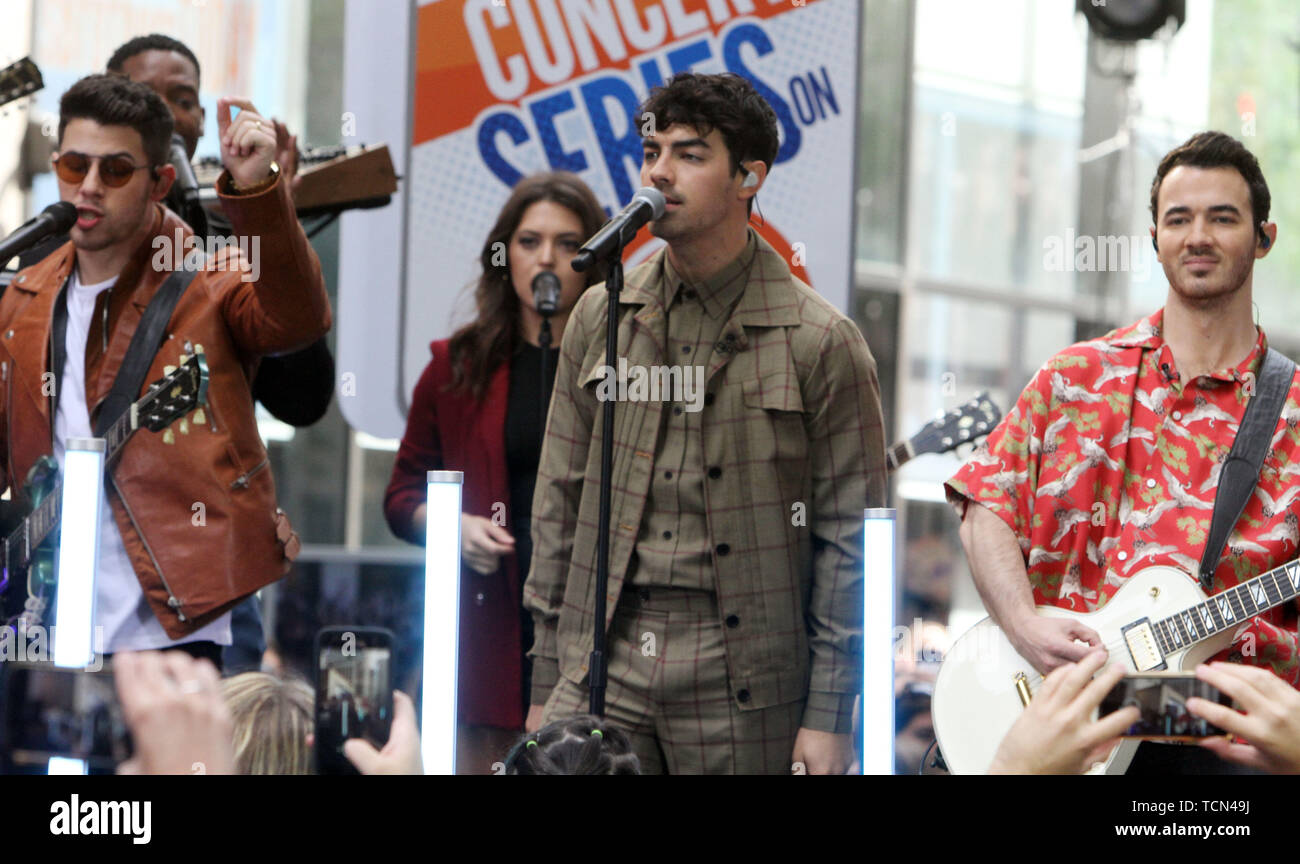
221 672 314 775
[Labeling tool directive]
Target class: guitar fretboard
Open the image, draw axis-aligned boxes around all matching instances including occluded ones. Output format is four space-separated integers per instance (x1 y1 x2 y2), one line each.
4 401 136 565
886 440 911 472
1151 560 1300 656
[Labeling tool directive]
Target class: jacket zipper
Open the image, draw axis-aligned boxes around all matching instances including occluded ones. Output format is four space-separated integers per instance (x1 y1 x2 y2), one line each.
110 473 186 622
231 456 268 489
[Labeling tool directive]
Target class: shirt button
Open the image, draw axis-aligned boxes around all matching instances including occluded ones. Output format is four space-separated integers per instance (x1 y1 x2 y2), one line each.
704 393 715 406
664 470 673 480
716 543 730 556
1172 411 1182 420
681 345 691 354
708 466 722 479
726 614 740 628
737 688 751 703
662 530 672 540
1118 551 1128 561
1146 478 1156 489
673 406 683 416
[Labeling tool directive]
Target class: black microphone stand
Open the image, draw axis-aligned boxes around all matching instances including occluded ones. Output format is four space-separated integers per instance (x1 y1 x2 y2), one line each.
538 313 553 449
586 244 624 718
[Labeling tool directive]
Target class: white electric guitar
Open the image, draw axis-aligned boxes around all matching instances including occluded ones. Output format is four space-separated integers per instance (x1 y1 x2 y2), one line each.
933 558 1300 774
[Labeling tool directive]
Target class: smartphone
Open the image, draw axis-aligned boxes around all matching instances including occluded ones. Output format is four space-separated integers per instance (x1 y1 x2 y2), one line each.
1098 672 1231 740
313 626 394 775
2 663 130 774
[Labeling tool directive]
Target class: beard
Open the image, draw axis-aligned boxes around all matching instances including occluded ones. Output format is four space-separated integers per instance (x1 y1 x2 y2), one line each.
1164 253 1254 308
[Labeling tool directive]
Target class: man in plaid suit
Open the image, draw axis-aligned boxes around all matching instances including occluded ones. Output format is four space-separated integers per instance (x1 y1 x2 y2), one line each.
524 73 887 774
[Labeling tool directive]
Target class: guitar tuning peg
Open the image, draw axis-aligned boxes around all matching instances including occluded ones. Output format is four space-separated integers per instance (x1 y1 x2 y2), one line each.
183 339 194 353
164 365 176 376
163 428 175 445
192 407 206 425
179 419 190 435
193 343 205 354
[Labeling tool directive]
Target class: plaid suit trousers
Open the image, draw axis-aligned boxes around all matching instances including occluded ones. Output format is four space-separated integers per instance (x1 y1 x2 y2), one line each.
541 586 803 774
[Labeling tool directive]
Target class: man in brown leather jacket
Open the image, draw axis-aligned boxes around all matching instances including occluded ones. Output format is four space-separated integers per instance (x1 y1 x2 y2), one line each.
0 74 329 662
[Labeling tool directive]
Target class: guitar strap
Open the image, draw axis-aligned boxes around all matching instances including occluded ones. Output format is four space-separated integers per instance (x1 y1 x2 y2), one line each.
50 268 197 434
91 269 198 437
1197 347 1296 590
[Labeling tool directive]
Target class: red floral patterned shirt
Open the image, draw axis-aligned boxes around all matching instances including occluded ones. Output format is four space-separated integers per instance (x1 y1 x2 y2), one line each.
946 308 1300 684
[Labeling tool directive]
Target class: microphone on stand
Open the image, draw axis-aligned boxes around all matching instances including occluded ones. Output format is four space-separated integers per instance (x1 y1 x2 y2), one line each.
571 187 666 273
167 133 208 236
532 271 562 450
0 202 77 268
532 271 561 317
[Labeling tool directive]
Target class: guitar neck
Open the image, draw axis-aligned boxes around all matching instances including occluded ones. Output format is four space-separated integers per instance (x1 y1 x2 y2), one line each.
886 440 913 473
5 406 136 562
1151 560 1300 656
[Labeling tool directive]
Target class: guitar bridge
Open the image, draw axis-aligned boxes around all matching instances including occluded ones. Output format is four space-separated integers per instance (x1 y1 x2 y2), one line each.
1121 618 1167 671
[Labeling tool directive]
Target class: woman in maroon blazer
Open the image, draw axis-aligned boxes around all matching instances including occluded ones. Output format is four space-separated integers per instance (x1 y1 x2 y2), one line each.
384 172 605 773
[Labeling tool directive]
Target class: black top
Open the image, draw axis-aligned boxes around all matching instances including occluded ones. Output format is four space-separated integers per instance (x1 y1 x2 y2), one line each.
504 341 560 578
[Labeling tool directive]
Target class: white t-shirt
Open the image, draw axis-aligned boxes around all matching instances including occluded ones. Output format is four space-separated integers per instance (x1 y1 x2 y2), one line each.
53 268 231 652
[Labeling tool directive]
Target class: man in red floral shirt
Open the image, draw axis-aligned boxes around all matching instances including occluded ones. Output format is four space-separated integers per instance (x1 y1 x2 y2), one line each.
946 132 1297 772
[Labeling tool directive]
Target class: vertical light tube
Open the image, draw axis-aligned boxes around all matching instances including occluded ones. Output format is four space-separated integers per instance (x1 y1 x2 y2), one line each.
422 470 462 775
863 507 897 775
54 438 105 669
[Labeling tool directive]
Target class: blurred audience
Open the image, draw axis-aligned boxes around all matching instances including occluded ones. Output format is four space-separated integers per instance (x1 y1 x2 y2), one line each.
1189 661 1300 774
987 651 1137 774
221 671 313 775
503 714 640 775
113 651 234 775
341 690 423 775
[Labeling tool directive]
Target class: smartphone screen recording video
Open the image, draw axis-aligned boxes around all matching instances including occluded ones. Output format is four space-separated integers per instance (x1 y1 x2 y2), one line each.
2 664 129 774
1099 673 1231 740
313 626 394 775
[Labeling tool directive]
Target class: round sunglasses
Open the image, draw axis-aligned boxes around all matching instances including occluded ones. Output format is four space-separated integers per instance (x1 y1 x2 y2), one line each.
53 152 158 188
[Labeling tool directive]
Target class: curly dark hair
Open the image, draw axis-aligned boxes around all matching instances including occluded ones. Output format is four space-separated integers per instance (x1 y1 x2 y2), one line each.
638 72 779 212
59 73 174 168
447 172 607 401
1149 131 1271 247
503 714 641 775
107 33 202 85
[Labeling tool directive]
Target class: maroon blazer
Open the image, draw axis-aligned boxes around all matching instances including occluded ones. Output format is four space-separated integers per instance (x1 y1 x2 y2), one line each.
384 339 522 729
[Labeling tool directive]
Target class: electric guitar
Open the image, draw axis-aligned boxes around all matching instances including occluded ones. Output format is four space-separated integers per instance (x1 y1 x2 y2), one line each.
0 350 210 629
886 392 1002 472
932 557 1300 774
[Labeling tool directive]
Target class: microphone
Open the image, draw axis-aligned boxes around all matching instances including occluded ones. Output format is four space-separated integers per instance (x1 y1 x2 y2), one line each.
532 271 561 316
0 201 77 267
167 133 208 235
571 187 666 273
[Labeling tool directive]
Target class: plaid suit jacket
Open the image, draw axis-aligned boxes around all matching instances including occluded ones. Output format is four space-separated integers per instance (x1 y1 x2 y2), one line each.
524 231 886 733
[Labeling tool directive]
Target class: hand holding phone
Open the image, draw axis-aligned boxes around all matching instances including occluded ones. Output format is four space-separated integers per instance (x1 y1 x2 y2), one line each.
1098 672 1231 740
313 626 394 775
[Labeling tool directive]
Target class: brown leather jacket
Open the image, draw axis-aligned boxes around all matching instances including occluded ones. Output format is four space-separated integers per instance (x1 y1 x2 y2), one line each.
0 172 330 639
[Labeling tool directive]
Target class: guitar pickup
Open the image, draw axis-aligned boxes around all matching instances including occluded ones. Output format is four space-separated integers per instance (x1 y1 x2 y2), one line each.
1121 618 1167 671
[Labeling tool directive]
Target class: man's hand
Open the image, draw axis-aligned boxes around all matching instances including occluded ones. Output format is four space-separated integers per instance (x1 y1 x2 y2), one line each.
1007 613 1104 676
217 97 277 190
113 651 235 775
343 690 423 775
525 704 546 734
462 513 515 574
988 650 1137 774
792 728 856 774
1188 662 1300 774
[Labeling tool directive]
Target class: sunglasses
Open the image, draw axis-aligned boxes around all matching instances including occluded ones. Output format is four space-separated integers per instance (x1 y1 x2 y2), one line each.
53 152 156 188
